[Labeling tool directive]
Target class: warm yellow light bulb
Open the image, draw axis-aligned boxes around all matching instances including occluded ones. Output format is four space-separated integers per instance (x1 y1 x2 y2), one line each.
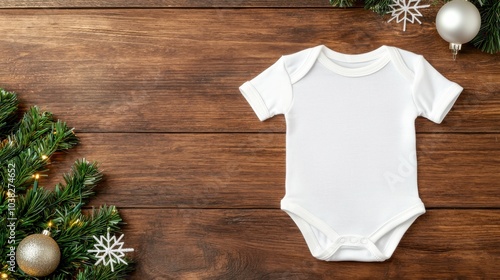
34 174 40 179
48 221 53 227
1 273 8 279
71 219 81 226
42 155 48 160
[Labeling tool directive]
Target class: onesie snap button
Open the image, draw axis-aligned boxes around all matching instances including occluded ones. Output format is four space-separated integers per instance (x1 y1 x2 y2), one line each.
339 238 346 244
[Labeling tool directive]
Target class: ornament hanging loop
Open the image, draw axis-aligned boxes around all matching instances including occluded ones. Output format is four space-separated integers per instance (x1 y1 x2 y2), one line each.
450 43 461 61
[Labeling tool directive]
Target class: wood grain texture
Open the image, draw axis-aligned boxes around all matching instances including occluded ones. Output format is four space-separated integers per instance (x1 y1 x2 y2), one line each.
121 208 500 279
40 133 500 209
0 2 498 279
0 8 497 133
0 0 333 8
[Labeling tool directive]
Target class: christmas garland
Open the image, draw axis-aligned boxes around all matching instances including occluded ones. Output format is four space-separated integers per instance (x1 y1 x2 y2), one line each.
0 89 134 279
329 0 499 54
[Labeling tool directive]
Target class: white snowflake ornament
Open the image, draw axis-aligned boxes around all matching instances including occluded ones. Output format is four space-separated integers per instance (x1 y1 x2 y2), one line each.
388 0 430 31
88 231 134 272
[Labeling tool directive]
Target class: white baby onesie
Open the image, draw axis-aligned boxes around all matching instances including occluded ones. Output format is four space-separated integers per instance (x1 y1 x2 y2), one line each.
239 45 462 262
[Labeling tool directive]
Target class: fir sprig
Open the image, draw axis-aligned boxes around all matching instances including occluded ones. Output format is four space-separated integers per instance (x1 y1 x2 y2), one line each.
0 89 18 137
52 205 125 277
364 0 394 15
329 0 356 7
14 187 53 234
0 106 79 191
471 0 500 54
51 160 102 211
0 90 133 279
329 0 500 54
6 159 131 279
75 262 135 280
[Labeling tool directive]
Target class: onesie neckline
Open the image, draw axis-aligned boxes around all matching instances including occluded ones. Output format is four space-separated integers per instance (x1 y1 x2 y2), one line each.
317 45 391 77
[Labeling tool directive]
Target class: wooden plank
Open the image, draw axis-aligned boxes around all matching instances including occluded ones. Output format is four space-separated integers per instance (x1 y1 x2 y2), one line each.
120 208 500 279
40 133 500 209
0 0 333 8
0 9 497 133
1 3 495 279
0 3 496 278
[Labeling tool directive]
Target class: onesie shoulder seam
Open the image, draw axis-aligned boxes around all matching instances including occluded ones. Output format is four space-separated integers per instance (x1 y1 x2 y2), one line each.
283 46 322 115
388 47 422 116
281 56 294 116
387 47 414 81
288 46 322 84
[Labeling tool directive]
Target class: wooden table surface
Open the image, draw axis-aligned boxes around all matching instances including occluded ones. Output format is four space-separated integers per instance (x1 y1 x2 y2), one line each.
1 1 499 279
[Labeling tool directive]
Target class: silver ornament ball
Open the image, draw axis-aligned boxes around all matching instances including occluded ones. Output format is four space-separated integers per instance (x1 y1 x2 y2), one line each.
436 0 481 59
16 230 61 277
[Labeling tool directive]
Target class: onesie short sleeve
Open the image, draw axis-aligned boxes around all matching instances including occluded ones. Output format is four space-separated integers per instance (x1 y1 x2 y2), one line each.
412 56 463 124
239 57 292 121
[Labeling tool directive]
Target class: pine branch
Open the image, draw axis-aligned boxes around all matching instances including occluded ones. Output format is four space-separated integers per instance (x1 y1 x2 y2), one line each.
5 168 130 279
0 107 79 191
14 187 53 234
75 262 135 280
0 187 53 266
51 206 124 277
54 205 123 245
1 90 134 279
364 0 394 15
329 0 356 8
0 89 18 138
472 0 500 54
51 159 102 211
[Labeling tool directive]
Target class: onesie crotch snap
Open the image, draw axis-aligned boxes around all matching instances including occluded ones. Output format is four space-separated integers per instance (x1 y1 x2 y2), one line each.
321 236 387 262
338 236 367 246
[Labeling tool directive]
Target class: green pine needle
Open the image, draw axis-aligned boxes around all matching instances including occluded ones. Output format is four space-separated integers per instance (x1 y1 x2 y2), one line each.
0 106 79 191
75 261 135 280
471 0 500 54
52 159 102 210
0 89 18 137
15 187 53 233
364 0 394 15
329 0 499 54
0 90 133 279
329 0 356 8
51 206 124 276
